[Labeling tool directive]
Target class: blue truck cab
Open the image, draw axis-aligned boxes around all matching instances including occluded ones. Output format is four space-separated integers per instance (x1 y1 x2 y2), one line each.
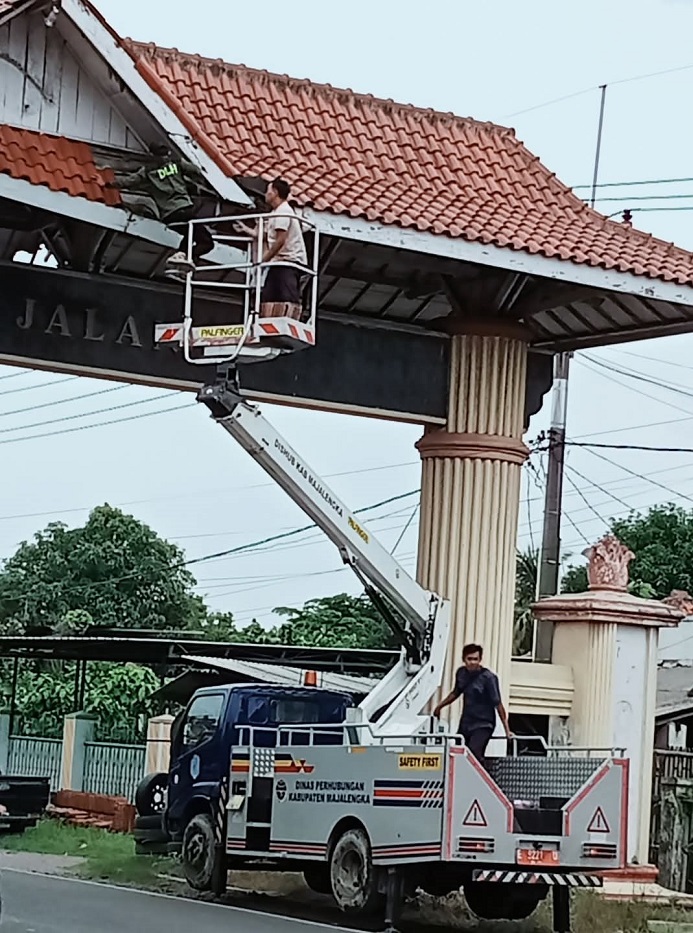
162 683 353 846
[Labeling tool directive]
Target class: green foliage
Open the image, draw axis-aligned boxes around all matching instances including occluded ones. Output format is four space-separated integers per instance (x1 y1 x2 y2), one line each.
198 611 279 644
0 504 205 634
513 548 538 656
201 595 397 650
14 663 160 741
562 503 693 599
273 593 397 649
0 505 399 740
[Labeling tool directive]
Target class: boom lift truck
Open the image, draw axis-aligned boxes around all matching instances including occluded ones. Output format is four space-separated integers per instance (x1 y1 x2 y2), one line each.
149 217 630 933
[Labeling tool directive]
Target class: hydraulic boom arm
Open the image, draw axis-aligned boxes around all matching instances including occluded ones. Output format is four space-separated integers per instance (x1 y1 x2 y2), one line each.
197 375 451 738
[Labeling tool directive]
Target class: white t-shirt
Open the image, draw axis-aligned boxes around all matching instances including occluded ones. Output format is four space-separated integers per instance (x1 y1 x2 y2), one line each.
266 201 308 267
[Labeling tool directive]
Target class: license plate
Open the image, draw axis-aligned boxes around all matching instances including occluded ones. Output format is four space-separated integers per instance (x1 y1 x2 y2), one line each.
517 848 559 866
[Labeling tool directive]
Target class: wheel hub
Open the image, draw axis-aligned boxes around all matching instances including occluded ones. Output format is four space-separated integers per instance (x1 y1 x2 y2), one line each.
186 831 206 869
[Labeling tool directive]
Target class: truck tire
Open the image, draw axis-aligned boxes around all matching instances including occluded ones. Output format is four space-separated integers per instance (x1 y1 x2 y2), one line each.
329 827 383 917
135 773 168 816
464 882 545 921
181 814 226 894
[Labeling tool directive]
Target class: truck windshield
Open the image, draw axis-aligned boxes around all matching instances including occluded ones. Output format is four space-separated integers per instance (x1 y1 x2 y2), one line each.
245 695 344 725
181 693 224 749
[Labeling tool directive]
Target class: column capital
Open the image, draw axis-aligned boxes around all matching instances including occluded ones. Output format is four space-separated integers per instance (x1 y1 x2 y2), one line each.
416 429 529 465
439 316 533 341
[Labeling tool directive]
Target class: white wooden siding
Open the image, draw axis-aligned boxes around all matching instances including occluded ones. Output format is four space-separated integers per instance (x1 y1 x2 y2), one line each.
0 11 144 149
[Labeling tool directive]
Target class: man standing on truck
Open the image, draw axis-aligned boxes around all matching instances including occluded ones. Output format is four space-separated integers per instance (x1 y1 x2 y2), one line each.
433 643 512 768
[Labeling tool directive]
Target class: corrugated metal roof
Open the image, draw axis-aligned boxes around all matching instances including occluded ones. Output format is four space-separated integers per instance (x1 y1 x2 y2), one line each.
184 655 378 695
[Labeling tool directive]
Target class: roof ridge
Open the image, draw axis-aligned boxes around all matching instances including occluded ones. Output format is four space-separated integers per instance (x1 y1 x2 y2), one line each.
125 39 516 138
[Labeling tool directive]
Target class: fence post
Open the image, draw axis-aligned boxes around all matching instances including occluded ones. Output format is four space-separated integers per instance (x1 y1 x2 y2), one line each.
146 714 174 775
60 712 96 791
0 713 10 773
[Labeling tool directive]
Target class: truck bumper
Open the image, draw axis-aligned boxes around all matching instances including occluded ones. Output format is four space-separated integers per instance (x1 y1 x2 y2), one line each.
472 870 602 887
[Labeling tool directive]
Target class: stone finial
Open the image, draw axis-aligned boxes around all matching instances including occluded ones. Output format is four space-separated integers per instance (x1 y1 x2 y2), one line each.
583 534 634 591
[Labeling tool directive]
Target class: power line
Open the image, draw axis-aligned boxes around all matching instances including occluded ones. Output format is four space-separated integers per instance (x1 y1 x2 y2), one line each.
577 416 693 439
0 459 419 527
568 441 693 454
517 468 693 542
0 489 420 605
506 59 693 119
565 460 633 513
584 446 693 507
605 348 693 374
577 357 693 417
0 390 183 436
0 375 79 396
581 353 693 400
561 470 598 545
593 192 693 204
0 400 194 446
390 503 419 556
573 175 693 191
0 384 127 419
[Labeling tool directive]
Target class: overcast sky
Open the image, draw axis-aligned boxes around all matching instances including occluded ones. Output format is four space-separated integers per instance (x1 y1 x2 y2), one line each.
4 0 693 633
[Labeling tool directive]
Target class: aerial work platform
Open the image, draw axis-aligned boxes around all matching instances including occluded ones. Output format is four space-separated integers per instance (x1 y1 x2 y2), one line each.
154 212 319 364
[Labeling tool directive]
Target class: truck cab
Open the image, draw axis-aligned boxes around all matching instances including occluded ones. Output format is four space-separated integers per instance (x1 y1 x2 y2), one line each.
163 683 353 846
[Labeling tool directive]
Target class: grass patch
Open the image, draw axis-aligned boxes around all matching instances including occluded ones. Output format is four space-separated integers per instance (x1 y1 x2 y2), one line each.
0 819 179 888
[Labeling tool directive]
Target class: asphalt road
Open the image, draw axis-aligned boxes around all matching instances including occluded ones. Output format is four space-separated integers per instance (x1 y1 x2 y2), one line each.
0 870 351 933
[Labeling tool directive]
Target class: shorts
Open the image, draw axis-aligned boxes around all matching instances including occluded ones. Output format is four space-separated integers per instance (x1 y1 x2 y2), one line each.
261 265 301 305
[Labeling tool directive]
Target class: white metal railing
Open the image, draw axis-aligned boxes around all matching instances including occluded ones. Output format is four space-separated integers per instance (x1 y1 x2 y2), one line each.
83 741 146 802
227 722 625 763
8 736 62 789
178 211 320 366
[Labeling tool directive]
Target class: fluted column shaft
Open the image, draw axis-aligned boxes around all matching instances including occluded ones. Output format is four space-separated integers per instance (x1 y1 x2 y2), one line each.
416 326 529 711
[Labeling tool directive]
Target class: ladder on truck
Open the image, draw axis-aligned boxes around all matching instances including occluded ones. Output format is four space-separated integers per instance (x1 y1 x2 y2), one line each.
154 212 320 364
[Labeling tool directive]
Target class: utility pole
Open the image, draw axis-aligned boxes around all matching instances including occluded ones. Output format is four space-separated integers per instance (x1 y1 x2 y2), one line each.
534 351 571 661
533 84 607 661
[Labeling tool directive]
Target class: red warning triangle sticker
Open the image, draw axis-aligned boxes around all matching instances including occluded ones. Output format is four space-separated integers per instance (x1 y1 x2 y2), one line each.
462 799 488 827
587 806 610 834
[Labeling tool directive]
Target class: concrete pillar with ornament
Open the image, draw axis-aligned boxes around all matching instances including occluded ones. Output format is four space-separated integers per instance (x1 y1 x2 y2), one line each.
532 535 683 866
416 321 529 742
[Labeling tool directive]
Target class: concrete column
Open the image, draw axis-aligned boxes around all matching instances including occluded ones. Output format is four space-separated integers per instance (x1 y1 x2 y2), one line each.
533 536 683 865
146 714 174 775
416 323 529 713
59 712 96 791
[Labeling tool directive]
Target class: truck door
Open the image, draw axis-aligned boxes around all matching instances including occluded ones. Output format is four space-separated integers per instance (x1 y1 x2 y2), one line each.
167 691 228 833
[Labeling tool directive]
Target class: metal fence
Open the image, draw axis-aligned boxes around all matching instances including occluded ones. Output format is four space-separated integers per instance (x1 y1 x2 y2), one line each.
7 736 63 790
83 742 146 801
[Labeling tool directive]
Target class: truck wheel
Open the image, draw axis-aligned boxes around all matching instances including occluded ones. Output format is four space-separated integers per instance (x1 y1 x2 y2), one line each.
329 827 383 917
464 882 545 921
181 814 226 894
135 773 168 816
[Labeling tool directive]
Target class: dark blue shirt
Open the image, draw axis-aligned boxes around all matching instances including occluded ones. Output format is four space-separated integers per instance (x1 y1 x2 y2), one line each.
453 667 501 733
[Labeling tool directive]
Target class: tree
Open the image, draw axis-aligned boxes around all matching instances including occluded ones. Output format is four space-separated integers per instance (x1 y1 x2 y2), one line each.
0 504 206 634
273 593 397 650
14 662 160 741
561 503 689 599
514 548 538 656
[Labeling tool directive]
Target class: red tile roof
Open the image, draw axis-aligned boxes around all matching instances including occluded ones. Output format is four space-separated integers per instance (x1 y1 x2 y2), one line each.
0 125 120 206
125 41 693 287
0 1 26 16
